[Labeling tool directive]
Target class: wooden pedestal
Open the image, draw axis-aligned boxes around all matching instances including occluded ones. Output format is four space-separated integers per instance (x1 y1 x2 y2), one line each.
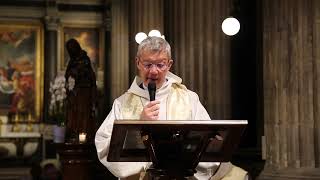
55 142 95 180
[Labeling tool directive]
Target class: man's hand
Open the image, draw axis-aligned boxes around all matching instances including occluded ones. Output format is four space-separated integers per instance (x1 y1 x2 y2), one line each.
140 100 160 120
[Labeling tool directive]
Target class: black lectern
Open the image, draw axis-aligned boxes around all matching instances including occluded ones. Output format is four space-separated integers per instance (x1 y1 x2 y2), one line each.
108 120 247 179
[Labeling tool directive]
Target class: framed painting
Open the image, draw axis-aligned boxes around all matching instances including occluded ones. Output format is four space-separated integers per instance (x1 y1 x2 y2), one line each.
59 25 105 72
0 22 44 121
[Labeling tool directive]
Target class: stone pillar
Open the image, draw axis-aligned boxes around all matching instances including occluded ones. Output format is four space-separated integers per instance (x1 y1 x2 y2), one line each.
44 0 59 122
165 0 232 119
97 3 112 123
110 0 130 100
314 0 320 169
259 0 320 179
129 0 165 81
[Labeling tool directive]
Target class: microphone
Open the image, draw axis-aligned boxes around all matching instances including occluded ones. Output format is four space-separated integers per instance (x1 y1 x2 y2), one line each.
148 81 156 101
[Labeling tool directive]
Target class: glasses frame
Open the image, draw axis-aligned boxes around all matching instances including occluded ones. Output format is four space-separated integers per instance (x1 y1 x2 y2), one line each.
138 59 172 71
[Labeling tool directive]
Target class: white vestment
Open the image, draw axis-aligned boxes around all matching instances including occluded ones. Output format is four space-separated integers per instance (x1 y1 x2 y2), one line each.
95 72 247 180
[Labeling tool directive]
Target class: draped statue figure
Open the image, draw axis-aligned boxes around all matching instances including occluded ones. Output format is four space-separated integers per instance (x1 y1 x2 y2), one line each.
65 38 97 141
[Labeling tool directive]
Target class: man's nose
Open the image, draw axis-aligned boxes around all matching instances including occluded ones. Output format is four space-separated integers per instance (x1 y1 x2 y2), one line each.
149 65 158 73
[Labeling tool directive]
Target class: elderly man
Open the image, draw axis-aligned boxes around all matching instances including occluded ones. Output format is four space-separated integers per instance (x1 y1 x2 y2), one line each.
95 36 248 180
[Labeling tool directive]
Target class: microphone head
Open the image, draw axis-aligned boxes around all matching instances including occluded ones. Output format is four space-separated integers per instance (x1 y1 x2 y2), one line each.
148 81 156 101
148 81 156 91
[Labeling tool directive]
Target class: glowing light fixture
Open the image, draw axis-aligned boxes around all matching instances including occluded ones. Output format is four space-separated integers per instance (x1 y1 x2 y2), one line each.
135 30 165 44
221 17 240 36
135 32 147 44
148 29 161 37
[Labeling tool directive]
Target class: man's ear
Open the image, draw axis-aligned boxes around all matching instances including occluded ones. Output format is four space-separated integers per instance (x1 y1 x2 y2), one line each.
136 57 141 70
167 59 174 70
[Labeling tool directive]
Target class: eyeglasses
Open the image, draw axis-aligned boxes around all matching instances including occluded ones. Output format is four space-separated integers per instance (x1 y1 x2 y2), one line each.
140 61 169 71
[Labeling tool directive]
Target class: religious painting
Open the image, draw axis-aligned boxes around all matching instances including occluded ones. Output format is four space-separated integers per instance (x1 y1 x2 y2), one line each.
0 22 43 121
59 25 104 72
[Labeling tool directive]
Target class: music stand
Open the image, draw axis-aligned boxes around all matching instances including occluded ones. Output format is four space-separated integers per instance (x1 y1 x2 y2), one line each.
108 120 247 179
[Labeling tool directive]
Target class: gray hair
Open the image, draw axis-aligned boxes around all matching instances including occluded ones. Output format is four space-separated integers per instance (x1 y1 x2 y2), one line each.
136 36 171 59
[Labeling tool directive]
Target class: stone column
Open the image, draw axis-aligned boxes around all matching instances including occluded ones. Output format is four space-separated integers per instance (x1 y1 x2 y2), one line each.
44 0 59 122
259 0 320 179
110 0 130 100
165 0 232 119
129 0 165 80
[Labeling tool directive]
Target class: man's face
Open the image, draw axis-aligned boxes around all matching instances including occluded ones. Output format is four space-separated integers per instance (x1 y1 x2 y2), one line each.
136 50 173 88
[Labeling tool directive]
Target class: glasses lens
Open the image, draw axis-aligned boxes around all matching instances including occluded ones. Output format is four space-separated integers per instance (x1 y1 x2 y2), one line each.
157 63 166 70
142 62 167 70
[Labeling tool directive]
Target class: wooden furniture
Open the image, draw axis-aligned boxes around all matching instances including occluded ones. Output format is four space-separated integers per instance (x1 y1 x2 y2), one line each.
108 120 247 179
55 142 95 180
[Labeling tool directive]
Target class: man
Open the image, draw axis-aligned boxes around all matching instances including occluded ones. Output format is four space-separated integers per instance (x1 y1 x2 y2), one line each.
95 36 248 180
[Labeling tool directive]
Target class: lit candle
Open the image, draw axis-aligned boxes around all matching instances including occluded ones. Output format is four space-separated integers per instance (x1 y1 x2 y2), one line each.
28 112 32 122
79 133 87 143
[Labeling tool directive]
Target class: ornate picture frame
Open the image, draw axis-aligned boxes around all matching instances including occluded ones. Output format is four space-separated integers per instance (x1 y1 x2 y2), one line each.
0 22 44 121
59 24 105 72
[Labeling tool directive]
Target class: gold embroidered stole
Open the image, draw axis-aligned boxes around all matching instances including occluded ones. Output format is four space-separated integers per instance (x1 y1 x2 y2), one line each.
167 84 192 120
120 92 144 119
120 83 192 120
120 93 145 149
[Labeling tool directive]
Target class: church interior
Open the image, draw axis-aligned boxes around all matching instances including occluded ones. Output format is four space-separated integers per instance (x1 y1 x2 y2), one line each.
0 0 319 179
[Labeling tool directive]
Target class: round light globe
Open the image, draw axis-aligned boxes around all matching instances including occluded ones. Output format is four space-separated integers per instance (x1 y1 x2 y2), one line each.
148 30 161 37
135 32 147 44
221 17 240 36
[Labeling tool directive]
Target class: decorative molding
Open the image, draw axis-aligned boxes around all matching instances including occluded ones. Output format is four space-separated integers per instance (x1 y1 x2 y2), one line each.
45 0 60 31
59 11 103 26
44 15 60 31
57 0 106 6
0 6 45 18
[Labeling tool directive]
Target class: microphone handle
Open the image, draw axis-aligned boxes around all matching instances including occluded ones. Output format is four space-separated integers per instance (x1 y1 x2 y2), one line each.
150 91 155 101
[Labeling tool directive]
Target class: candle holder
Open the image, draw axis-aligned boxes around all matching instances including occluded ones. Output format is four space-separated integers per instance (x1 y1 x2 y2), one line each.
79 132 87 143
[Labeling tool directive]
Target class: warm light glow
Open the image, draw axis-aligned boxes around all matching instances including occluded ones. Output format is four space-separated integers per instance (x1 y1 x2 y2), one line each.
148 30 161 37
222 17 240 36
135 32 147 44
79 133 87 143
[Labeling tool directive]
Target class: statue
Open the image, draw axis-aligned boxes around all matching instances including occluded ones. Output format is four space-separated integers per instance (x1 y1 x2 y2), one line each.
64 39 97 142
